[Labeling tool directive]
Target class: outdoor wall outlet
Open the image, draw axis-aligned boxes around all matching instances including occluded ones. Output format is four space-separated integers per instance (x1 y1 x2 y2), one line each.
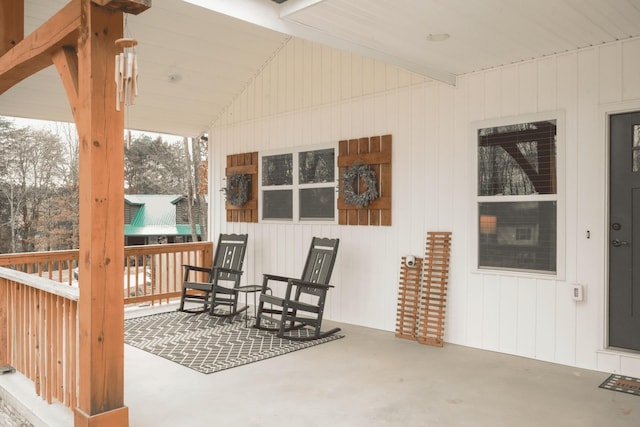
570 284 584 302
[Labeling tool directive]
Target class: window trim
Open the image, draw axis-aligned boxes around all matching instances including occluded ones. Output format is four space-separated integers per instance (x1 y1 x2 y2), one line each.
470 111 566 280
259 143 338 225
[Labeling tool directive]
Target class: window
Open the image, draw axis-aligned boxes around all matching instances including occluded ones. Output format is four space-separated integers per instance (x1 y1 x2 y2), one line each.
516 227 532 241
261 146 336 222
476 118 559 274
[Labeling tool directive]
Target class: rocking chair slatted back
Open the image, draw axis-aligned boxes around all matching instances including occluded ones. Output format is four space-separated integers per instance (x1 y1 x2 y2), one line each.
214 234 248 281
298 237 339 296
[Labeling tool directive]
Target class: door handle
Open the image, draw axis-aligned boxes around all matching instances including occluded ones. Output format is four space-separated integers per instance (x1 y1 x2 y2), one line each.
611 239 629 247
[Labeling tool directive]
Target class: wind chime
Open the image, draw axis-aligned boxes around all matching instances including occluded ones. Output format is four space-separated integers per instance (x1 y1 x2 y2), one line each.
115 37 138 112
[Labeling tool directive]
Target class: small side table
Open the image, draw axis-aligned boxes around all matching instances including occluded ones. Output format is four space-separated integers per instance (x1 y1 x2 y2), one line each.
237 285 271 327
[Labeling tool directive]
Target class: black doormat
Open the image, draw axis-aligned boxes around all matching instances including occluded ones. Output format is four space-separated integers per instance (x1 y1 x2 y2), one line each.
599 374 640 396
124 310 343 374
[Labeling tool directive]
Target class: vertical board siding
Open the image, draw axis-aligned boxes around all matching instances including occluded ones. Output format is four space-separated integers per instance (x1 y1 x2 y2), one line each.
537 57 557 112
575 48 605 370
483 69 501 118
499 276 519 354
599 43 622 104
518 62 538 114
516 278 537 357
209 37 640 374
535 280 557 361
500 65 519 116
622 38 640 100
482 278 501 350
466 273 485 348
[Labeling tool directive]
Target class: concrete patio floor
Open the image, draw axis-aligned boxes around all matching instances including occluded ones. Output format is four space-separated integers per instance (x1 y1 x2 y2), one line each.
2 303 639 426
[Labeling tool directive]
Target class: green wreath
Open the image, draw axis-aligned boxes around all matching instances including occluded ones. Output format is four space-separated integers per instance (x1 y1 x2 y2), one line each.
342 161 379 208
224 173 250 207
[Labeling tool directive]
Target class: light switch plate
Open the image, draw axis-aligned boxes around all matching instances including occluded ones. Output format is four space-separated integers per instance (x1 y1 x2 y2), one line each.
571 284 584 301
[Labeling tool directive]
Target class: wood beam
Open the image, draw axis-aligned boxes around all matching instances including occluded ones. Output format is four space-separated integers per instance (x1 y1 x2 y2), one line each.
0 0 24 56
0 0 80 95
52 47 80 122
74 1 128 425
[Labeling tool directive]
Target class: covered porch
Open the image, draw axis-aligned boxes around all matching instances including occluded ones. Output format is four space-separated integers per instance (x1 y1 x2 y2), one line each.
3 1 640 426
2 243 638 426
2 301 639 427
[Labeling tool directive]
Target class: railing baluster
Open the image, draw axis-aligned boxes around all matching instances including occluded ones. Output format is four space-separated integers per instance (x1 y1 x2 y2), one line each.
56 295 63 403
47 292 54 404
164 252 170 304
68 299 77 408
33 287 40 396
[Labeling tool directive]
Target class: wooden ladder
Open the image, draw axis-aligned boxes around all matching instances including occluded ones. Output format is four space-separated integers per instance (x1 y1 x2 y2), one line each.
395 232 452 347
418 231 452 347
395 256 423 340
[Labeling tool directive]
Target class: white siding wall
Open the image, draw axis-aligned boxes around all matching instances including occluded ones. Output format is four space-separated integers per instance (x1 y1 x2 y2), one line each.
209 37 640 376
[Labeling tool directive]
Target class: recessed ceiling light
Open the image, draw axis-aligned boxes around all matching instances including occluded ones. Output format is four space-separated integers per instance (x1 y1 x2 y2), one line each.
426 33 450 42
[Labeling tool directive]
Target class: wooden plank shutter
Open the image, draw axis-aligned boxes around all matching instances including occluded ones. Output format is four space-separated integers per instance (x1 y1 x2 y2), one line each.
225 152 258 223
338 134 392 226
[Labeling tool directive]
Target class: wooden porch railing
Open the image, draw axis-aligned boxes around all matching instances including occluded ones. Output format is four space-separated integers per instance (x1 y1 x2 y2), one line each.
0 241 213 409
122 242 214 305
0 268 79 408
0 242 214 306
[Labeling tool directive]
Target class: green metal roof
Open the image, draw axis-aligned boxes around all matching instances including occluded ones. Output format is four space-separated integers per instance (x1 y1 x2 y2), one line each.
124 195 201 237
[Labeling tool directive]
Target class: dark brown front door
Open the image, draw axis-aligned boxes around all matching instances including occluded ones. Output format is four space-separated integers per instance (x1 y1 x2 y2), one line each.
609 111 640 351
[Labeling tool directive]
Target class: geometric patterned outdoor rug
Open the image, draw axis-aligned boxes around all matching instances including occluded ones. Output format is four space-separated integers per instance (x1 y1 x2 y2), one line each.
598 374 640 397
124 310 343 374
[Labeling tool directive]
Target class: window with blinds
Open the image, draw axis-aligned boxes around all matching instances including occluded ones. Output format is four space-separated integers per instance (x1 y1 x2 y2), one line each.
477 119 558 273
261 145 336 222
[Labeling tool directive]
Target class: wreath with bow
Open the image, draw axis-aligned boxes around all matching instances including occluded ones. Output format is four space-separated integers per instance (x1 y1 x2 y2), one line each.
342 161 379 208
224 173 250 207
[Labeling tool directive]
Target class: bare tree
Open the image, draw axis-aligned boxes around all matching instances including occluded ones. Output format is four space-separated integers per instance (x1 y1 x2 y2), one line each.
46 122 80 249
192 135 208 240
182 136 198 242
0 122 66 252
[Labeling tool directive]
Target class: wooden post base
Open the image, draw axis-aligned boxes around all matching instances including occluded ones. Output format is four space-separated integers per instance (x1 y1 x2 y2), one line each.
74 406 129 427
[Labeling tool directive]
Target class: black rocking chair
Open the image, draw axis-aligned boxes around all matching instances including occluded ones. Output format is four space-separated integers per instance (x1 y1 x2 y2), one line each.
254 237 340 340
178 233 248 317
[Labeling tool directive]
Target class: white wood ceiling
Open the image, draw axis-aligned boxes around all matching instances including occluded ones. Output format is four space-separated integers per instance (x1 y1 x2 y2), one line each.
1 0 640 137
0 0 290 137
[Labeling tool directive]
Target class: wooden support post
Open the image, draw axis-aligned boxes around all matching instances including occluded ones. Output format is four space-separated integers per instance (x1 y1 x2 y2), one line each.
1 1 149 425
0 0 23 56
74 1 128 426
